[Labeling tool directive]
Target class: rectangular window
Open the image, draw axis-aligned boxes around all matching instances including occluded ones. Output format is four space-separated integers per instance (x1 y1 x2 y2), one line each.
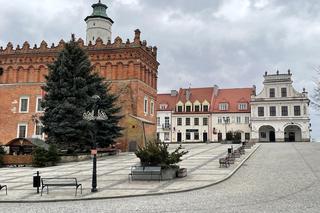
258 107 264 117
164 132 170 141
164 117 170 128
245 133 250 140
18 124 27 138
150 100 154 115
177 118 182 126
219 103 228 111
245 117 250 124
144 97 148 114
269 88 275 98
294 106 301 116
186 132 191 140
236 116 241 124
203 105 209 112
19 97 29 113
218 117 222 124
203 117 208 126
281 106 288 116
194 132 199 140
177 105 183 112
36 97 43 112
186 118 190 126
238 103 247 110
223 117 230 123
157 117 160 126
194 105 200 112
270 106 276 116
186 105 191 112
194 118 199 126
281 88 287 97
35 124 43 136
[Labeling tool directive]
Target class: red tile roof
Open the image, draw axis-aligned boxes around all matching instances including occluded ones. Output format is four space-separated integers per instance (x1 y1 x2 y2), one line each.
157 93 177 111
177 87 214 103
157 87 254 113
211 88 254 113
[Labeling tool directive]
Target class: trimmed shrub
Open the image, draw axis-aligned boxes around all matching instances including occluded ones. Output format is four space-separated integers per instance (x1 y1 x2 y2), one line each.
135 141 188 168
32 145 60 167
0 146 6 166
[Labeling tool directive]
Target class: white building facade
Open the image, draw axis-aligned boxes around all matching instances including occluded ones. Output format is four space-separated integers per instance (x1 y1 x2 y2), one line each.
251 71 311 142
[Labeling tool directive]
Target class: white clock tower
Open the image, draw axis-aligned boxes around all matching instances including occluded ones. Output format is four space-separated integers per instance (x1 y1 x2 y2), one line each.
85 0 114 45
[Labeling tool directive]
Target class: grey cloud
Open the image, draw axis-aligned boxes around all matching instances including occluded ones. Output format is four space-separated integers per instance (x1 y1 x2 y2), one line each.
0 0 319 139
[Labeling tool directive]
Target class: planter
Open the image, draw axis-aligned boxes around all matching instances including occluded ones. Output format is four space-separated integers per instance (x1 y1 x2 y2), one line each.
177 168 187 178
161 167 178 180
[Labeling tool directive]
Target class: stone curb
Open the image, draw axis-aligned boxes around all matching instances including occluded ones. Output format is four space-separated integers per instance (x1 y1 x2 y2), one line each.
0 144 261 203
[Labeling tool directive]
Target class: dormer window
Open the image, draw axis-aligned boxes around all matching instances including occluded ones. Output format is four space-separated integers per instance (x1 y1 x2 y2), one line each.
160 104 167 110
194 105 200 112
203 105 209 112
186 105 191 112
177 105 183 112
219 103 228 111
238 103 247 110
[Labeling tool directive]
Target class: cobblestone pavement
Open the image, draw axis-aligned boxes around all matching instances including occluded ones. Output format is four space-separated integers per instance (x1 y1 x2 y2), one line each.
0 143 254 202
1 143 319 213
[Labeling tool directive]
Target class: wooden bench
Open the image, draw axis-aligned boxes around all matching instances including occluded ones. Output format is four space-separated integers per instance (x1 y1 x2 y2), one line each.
129 166 162 181
41 178 82 196
219 157 230 168
0 185 7 195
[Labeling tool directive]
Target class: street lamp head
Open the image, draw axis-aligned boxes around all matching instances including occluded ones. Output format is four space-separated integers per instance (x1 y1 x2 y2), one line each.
92 95 101 101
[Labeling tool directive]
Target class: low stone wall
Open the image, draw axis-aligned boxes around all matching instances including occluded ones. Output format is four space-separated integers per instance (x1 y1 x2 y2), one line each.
59 153 109 163
3 155 33 165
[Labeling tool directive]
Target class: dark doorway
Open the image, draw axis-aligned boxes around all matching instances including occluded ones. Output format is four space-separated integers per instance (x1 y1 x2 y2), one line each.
289 132 295 142
269 131 275 142
203 132 208 142
128 141 137 152
177 132 182 142
218 133 222 142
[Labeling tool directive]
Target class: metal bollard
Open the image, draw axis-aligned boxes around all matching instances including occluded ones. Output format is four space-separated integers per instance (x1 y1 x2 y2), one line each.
33 171 41 194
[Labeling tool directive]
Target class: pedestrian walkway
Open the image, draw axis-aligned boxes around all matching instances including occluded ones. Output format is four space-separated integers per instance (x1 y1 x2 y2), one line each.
0 143 259 202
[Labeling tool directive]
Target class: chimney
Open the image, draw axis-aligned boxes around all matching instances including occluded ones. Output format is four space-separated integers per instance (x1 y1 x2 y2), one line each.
213 85 219 97
170 90 178 97
186 89 191 101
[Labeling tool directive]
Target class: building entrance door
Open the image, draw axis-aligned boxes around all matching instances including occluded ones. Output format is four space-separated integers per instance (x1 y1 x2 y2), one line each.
289 132 295 142
177 132 182 142
269 131 275 142
203 132 208 142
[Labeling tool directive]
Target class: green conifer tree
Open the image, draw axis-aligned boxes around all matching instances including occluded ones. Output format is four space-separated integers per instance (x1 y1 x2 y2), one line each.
41 36 122 151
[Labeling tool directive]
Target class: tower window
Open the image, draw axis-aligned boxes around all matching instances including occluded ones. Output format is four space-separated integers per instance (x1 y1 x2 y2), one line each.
93 36 95 41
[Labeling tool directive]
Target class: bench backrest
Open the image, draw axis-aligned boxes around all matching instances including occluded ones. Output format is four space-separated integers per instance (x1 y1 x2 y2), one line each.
131 166 161 173
41 178 78 185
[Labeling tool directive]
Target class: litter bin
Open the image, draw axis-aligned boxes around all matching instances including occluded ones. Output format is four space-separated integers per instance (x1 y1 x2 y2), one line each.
33 171 41 194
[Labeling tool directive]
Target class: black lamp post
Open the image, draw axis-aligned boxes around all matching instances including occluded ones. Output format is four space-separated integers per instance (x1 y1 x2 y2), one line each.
83 95 108 193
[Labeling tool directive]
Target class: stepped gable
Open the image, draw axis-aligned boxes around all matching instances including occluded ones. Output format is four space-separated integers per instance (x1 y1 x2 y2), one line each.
211 88 254 113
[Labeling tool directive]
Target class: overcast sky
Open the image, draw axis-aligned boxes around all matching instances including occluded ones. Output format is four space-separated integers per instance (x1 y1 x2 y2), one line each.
1 0 320 140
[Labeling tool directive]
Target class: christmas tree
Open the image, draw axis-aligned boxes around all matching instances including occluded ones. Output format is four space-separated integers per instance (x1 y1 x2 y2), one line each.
41 35 122 151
